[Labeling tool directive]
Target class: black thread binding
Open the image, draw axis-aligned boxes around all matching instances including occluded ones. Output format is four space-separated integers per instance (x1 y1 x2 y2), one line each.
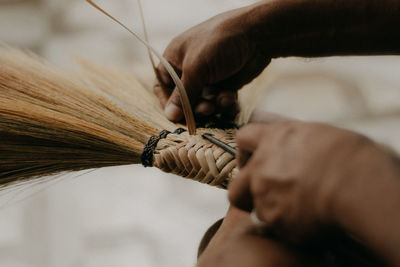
141 128 186 167
173 128 186 134
158 129 171 139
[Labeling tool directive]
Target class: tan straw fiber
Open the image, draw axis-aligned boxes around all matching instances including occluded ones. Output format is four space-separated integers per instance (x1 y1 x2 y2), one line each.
152 128 238 188
87 0 196 135
0 46 272 190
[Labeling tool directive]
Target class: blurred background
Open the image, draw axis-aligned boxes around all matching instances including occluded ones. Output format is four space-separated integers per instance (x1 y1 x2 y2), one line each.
0 0 399 266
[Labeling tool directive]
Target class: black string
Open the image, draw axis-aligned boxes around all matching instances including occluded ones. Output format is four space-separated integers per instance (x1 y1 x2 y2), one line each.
173 128 186 134
141 128 186 167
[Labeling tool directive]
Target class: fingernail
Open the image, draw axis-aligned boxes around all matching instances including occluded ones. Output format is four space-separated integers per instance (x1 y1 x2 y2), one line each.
219 96 235 107
165 103 183 121
202 87 216 100
195 101 215 116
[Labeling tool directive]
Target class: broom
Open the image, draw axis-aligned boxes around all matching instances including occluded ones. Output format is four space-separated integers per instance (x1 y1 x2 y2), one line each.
0 44 267 189
0 0 268 189
0 5 385 264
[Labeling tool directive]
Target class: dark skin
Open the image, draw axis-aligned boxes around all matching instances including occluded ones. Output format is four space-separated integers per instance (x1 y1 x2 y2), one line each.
196 111 400 266
197 206 387 267
230 115 400 266
197 206 322 267
155 0 400 121
154 0 400 266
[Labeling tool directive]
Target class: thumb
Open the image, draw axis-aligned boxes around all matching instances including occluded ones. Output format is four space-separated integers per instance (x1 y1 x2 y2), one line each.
164 64 205 122
228 124 268 210
228 168 253 212
164 89 184 121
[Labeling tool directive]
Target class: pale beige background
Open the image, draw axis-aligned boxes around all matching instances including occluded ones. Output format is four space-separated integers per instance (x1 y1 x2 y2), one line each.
0 0 399 267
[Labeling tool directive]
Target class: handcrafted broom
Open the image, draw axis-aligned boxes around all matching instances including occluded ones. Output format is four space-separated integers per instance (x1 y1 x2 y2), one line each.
0 1 267 190
0 4 388 264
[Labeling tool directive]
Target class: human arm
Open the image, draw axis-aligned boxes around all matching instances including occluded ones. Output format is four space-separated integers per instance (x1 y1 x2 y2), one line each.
247 0 400 58
154 0 400 121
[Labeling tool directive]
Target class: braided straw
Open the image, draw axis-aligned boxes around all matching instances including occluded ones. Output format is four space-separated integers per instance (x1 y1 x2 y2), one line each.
150 128 238 189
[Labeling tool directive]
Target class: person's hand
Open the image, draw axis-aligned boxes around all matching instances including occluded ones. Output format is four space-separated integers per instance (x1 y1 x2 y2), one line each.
153 6 270 122
153 0 400 124
228 114 400 246
197 206 320 267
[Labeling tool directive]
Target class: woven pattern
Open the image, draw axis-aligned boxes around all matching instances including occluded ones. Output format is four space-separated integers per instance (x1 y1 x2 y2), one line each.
153 128 238 188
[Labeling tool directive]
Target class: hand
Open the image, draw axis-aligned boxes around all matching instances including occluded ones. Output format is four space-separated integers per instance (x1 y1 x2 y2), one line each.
228 117 396 244
153 6 270 122
154 0 400 123
197 206 320 267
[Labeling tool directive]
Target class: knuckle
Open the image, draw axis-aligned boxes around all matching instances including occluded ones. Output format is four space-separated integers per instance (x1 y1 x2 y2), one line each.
163 40 179 58
276 124 297 143
254 194 283 224
170 35 184 47
347 131 373 147
164 37 186 62
250 173 268 196
262 208 281 227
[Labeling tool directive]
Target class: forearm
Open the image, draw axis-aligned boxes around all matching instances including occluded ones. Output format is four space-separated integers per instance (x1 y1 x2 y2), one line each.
242 0 400 57
333 145 400 266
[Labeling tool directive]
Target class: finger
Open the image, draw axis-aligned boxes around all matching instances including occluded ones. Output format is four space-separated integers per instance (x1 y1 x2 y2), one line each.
242 147 289 236
236 124 267 166
198 55 269 120
164 61 206 121
181 62 207 108
155 61 182 111
195 100 216 116
156 61 181 91
219 104 240 123
228 167 253 212
195 87 218 116
217 90 237 108
164 88 184 121
238 149 252 169
189 90 240 121
236 124 267 152
201 86 217 100
230 134 273 213
215 90 239 121
252 189 281 228
153 82 170 108
204 56 268 120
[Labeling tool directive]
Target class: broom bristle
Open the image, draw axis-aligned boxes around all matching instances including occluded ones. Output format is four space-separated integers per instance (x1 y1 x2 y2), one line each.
0 46 272 189
0 48 175 187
